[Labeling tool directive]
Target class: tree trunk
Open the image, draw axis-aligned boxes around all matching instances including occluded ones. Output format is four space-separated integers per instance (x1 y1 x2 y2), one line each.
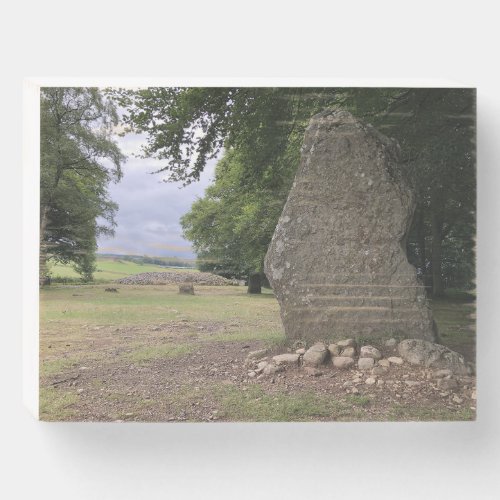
431 211 445 297
39 205 50 287
415 206 426 274
247 273 262 294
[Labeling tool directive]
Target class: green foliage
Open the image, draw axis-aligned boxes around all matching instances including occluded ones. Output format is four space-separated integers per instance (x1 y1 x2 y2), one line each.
40 88 125 282
180 148 296 279
117 87 476 293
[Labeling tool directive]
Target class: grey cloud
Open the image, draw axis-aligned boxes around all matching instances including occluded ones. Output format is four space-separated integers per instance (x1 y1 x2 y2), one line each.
98 131 217 258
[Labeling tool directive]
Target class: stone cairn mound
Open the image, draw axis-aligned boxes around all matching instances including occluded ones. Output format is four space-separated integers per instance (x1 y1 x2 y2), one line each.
115 271 237 286
244 338 474 394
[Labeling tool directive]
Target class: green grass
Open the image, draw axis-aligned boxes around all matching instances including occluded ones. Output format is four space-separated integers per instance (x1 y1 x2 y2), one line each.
431 292 476 358
40 285 282 329
39 387 79 421
48 256 198 283
215 384 366 421
40 357 82 377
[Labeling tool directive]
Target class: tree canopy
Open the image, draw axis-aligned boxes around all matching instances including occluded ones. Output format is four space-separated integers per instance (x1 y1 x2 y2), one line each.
116 87 476 295
40 87 125 283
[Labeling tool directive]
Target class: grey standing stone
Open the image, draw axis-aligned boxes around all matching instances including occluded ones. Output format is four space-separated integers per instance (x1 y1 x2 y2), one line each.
264 110 436 343
178 283 195 295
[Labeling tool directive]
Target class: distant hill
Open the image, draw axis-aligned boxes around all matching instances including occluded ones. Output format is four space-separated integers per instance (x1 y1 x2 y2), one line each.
97 253 196 268
49 254 197 283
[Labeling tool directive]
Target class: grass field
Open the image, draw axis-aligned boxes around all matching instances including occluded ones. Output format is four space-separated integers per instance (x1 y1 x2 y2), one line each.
48 256 197 282
39 283 476 422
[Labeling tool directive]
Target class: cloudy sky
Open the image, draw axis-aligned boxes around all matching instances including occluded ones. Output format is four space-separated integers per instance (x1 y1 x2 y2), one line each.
97 129 218 259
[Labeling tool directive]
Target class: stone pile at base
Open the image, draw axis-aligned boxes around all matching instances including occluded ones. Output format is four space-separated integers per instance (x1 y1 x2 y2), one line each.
265 109 436 343
244 339 472 385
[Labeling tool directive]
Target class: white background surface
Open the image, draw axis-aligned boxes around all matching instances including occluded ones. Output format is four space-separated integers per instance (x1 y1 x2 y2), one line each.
2 1 500 498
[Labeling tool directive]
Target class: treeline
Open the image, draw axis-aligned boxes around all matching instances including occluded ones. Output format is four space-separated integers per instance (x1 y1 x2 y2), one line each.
116 87 476 296
113 254 195 268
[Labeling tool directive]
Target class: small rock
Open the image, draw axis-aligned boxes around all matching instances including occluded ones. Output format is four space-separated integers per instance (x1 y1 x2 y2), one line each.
384 338 398 347
452 395 464 404
77 388 84 394
360 345 382 360
365 377 376 385
397 339 469 375
471 390 477 400
255 361 268 374
303 343 329 367
272 353 300 366
388 356 404 365
328 343 341 357
248 371 256 378
433 369 453 379
246 349 268 361
352 376 363 383
296 348 306 355
263 364 282 376
371 365 387 376
404 380 420 387
351 387 360 394
337 339 357 348
378 359 390 368
358 358 375 370
304 366 323 377
376 379 385 386
333 356 355 370
437 377 458 391
341 346 356 358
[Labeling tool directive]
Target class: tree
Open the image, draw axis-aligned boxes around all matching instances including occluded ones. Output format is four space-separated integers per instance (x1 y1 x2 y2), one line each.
180 149 296 292
40 87 125 284
118 87 475 296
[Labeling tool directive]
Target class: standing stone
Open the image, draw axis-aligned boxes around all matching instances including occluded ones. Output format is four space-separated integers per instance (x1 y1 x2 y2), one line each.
264 110 436 344
178 283 195 295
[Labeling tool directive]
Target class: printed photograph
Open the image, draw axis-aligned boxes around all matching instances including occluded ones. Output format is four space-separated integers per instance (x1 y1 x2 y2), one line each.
38 87 476 422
